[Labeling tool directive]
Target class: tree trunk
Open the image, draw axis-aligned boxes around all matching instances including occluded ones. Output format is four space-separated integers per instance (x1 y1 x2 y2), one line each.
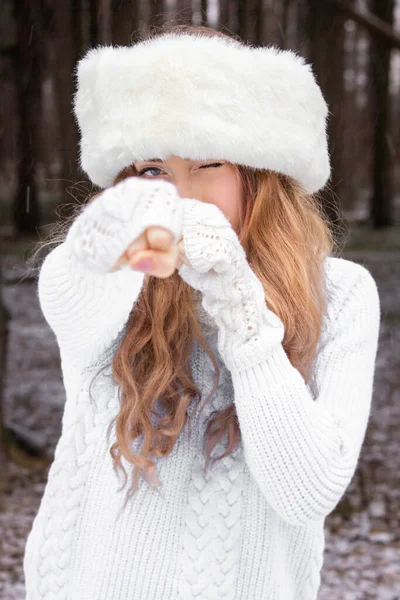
112 0 141 45
49 0 82 217
306 0 346 232
175 0 192 25
0 0 18 221
98 0 112 43
88 0 112 45
149 0 165 30
368 0 395 228
0 264 11 510
294 0 311 57
218 0 230 30
262 0 284 46
244 0 263 45
201 0 208 26
13 0 43 234
280 0 291 49
235 0 246 40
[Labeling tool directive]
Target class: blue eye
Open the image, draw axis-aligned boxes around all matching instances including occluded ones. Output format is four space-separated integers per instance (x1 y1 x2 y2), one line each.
138 167 162 176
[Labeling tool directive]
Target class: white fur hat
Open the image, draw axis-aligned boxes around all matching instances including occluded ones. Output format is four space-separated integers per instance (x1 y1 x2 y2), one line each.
73 32 331 194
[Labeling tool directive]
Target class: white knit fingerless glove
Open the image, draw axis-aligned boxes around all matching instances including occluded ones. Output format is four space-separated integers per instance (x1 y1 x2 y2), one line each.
178 199 285 372
65 177 184 273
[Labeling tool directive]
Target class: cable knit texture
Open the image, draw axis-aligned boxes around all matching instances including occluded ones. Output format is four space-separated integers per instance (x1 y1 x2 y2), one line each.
23 178 381 599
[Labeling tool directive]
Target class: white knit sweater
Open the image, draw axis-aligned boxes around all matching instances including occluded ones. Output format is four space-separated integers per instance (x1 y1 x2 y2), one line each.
23 183 381 600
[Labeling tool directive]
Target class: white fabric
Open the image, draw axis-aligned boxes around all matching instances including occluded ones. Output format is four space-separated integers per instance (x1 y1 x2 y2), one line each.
177 197 287 373
73 33 330 194
23 179 381 599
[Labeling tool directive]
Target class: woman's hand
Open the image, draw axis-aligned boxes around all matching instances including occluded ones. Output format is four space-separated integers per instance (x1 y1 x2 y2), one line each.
112 226 190 278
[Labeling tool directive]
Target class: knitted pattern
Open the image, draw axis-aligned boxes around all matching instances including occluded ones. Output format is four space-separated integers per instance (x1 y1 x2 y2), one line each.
67 176 183 275
23 180 381 599
178 199 286 373
23 368 116 599
176 339 246 599
178 445 246 599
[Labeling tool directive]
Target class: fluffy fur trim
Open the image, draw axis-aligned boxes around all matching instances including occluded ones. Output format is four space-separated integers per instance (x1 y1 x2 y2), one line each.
73 33 331 193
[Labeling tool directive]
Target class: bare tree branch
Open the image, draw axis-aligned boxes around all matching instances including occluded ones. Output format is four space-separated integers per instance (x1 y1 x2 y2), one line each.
327 0 400 49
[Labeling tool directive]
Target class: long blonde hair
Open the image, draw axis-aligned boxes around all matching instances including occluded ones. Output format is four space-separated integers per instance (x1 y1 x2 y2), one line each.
27 23 343 505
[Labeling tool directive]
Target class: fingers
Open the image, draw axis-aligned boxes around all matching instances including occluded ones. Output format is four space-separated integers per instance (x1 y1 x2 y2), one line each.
113 226 174 271
129 244 179 278
112 230 147 270
145 226 175 250
126 231 188 276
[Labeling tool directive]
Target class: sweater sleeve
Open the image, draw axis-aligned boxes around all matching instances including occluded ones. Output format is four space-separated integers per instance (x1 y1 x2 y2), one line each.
37 177 183 399
228 265 380 526
22 246 143 600
37 243 145 398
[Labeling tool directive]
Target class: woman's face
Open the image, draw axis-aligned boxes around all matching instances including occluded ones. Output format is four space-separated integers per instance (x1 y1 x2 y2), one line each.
133 155 243 234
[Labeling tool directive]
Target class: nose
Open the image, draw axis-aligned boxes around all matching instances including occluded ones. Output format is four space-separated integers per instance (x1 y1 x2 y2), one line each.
174 177 204 202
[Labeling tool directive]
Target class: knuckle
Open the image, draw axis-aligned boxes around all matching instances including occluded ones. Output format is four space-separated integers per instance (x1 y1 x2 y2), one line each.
148 227 173 243
148 223 175 240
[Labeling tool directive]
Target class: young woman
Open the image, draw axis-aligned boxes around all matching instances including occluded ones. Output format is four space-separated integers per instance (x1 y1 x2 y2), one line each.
23 23 380 600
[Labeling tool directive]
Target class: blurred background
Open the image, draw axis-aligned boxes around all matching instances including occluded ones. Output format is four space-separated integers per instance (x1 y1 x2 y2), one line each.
0 1 399 598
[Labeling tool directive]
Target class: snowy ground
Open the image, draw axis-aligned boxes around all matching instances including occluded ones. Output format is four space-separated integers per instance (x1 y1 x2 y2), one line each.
1 249 399 599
